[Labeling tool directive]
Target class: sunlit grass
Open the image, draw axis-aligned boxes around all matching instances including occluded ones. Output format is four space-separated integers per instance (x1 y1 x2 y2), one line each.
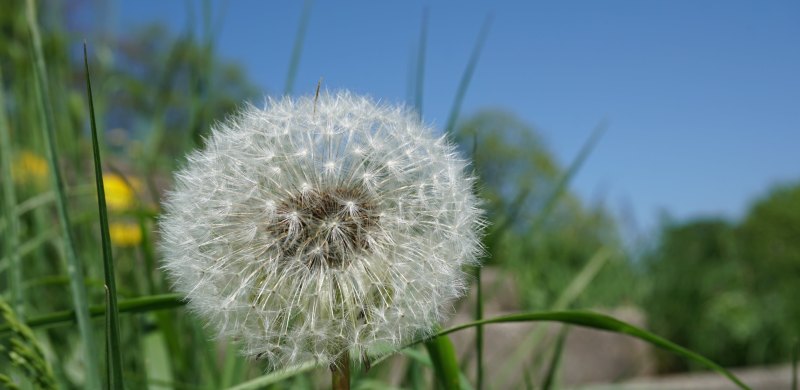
1 1 788 389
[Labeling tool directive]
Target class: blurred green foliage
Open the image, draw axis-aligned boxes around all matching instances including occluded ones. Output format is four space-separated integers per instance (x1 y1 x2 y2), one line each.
1 2 260 388
1 0 257 171
453 111 639 310
644 182 800 372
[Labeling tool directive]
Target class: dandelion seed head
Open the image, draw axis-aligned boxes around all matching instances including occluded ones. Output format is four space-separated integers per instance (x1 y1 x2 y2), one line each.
159 91 484 369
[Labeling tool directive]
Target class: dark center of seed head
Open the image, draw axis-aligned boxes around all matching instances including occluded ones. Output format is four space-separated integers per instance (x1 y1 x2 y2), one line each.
272 186 379 269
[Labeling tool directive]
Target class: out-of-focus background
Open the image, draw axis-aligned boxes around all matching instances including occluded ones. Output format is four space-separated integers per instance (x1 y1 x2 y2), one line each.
1 0 799 388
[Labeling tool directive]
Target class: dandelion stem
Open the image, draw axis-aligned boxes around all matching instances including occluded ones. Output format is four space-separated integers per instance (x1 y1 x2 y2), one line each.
330 350 350 390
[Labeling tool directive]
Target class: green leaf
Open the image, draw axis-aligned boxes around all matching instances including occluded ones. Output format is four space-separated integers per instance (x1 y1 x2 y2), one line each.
425 335 461 390
84 42 124 389
437 310 751 390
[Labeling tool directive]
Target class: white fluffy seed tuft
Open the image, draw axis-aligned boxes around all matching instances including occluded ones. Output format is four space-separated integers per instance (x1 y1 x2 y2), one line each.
159 91 484 369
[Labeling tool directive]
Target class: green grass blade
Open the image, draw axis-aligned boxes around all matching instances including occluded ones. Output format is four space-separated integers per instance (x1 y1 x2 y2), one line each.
0 208 101 268
492 247 611 388
191 318 221 388
551 247 612 309
474 268 483 390
226 360 317 390
531 122 606 233
540 326 568 390
487 122 604 253
444 14 492 134
0 65 24 319
0 294 185 337
142 327 174 389
522 369 533 390
15 191 56 217
492 125 609 390
84 42 124 389
137 211 190 382
352 379 404 390
283 0 313 96
413 8 428 117
400 349 473 390
25 1 101 388
185 0 219 149
469 130 484 390
136 215 159 293
142 35 188 173
13 226 59 259
793 338 798 390
221 343 247 388
437 310 751 390
402 348 426 389
485 186 532 248
424 335 461 390
14 185 94 218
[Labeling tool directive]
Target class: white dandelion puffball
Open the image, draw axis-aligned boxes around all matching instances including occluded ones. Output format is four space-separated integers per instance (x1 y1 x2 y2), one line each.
159 91 483 368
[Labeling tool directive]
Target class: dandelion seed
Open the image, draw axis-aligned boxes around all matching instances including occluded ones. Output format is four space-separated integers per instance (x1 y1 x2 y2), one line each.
159 91 484 372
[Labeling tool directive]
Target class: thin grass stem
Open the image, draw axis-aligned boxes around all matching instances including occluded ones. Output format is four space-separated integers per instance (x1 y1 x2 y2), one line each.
475 268 483 390
84 42 124 389
25 1 101 387
283 0 313 96
413 8 428 117
540 326 568 390
444 14 492 134
0 66 24 319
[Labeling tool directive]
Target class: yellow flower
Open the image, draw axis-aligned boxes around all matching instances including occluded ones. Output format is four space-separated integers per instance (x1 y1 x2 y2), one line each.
12 151 48 186
103 174 141 212
109 222 142 247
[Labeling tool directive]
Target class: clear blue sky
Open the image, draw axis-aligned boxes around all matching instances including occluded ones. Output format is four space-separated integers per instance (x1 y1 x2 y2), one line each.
112 0 800 233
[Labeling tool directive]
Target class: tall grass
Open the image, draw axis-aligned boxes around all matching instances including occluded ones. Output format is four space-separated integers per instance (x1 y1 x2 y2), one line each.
26 0 101 387
0 2 759 389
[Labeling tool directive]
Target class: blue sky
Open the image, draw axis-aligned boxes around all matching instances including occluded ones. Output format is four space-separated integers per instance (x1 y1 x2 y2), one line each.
113 1 800 232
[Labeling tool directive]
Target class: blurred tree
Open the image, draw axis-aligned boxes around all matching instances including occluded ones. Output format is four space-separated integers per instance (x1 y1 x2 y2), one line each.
97 24 258 165
453 111 635 309
643 219 750 371
644 181 800 372
1 0 258 175
737 182 800 362
453 110 560 228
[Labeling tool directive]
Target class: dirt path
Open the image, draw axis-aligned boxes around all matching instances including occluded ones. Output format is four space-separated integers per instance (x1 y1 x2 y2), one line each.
579 364 793 390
